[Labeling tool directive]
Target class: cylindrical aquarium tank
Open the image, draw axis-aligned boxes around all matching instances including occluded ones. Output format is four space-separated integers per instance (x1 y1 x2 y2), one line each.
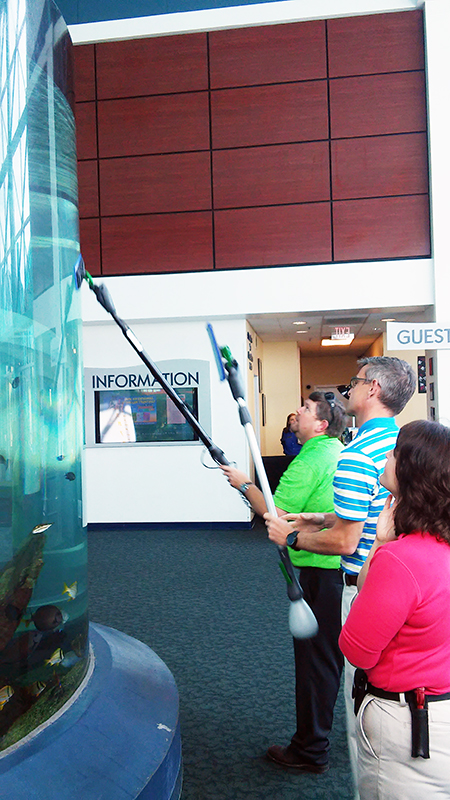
0 0 88 749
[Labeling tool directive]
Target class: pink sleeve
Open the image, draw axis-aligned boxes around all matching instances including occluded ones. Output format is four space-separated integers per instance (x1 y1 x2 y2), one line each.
339 547 420 669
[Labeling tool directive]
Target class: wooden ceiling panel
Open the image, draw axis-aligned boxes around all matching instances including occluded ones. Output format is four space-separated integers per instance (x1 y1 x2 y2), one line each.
98 92 210 158
327 10 425 77
99 152 212 216
214 203 332 268
330 72 426 139
101 212 214 274
331 133 429 199
211 81 328 149
333 195 430 260
96 34 208 99
209 21 327 88
213 142 330 208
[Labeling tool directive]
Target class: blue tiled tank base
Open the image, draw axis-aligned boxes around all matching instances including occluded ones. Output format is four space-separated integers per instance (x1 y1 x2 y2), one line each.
0 623 182 800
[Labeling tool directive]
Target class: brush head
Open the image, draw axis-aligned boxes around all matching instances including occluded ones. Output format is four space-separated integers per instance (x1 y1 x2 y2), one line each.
289 599 319 639
74 254 86 289
206 323 226 381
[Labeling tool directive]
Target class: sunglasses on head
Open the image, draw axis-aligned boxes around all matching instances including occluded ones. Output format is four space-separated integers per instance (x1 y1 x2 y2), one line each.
324 391 336 420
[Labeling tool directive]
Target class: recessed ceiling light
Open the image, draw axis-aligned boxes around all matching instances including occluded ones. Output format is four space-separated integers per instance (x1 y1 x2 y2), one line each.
381 318 396 322
293 321 307 325
296 330 308 334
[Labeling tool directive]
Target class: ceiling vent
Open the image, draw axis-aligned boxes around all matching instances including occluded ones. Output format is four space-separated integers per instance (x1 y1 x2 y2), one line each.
323 315 366 326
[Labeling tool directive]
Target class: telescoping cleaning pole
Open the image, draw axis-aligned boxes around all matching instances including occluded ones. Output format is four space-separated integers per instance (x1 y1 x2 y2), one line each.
75 256 317 638
74 256 228 467
206 325 318 640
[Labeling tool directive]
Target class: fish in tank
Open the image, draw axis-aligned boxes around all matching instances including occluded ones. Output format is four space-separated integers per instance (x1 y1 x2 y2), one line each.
0 0 90 749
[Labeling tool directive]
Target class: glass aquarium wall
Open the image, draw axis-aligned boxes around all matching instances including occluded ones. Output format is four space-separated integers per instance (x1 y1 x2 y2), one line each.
0 0 88 749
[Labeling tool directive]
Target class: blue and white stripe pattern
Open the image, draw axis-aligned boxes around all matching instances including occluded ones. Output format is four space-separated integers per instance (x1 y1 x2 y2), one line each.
335 417 399 574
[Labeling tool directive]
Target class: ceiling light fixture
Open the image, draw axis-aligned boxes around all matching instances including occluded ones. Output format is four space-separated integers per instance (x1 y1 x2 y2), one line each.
381 318 396 322
293 321 307 325
322 328 355 347
296 330 308 334
321 335 354 347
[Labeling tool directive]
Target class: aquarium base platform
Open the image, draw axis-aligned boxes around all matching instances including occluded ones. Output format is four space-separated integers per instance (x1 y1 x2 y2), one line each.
0 623 182 800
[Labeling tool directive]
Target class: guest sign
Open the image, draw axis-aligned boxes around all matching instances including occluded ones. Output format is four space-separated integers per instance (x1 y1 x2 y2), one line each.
387 322 450 350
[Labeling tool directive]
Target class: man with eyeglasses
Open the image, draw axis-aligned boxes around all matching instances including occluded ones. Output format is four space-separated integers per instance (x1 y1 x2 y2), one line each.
221 391 347 775
265 356 416 794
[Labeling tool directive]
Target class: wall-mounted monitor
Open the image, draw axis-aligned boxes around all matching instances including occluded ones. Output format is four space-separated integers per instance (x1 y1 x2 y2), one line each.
94 388 199 444
84 361 211 448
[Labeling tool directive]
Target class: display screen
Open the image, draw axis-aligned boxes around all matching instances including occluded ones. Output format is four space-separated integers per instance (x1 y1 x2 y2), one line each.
94 388 199 443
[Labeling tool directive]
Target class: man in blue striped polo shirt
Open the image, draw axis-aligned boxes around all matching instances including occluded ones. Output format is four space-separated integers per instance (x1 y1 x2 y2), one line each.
264 356 416 795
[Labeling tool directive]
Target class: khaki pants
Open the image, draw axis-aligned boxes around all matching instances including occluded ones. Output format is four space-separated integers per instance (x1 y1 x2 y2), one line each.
342 582 359 798
357 694 450 800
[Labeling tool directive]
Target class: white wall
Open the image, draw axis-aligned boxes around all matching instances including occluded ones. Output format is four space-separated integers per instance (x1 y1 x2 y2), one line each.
81 260 433 324
83 313 252 523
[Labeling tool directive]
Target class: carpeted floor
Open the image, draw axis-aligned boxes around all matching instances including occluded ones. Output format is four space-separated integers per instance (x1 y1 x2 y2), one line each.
88 519 353 800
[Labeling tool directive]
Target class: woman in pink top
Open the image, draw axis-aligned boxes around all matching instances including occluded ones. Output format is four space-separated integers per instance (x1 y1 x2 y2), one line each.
339 420 450 800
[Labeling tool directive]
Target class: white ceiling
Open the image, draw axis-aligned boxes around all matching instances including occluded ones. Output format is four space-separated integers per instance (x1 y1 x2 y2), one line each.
247 305 434 355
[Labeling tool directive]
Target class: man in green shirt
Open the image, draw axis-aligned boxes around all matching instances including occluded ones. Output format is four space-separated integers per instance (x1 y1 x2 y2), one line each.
222 392 347 774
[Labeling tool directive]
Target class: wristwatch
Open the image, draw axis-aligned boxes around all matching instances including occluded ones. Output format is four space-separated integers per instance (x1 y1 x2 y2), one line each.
239 482 253 494
286 530 298 548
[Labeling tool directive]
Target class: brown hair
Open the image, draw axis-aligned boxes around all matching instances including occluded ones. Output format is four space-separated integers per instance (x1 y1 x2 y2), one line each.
308 391 347 439
281 413 297 436
394 420 450 544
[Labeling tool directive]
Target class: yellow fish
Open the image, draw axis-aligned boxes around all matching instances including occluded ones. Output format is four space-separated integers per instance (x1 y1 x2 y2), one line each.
29 681 46 698
45 648 64 667
62 581 77 601
0 685 14 710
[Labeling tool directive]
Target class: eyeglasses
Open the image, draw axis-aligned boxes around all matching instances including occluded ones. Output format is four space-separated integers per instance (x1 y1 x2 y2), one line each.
348 376 371 390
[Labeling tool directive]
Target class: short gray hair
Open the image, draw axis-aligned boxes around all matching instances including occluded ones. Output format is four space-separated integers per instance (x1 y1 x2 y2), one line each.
358 356 416 415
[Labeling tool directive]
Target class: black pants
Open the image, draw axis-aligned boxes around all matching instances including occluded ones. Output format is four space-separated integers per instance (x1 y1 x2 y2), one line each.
289 567 344 766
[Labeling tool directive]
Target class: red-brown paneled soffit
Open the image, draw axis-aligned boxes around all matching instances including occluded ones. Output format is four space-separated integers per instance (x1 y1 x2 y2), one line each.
74 10 430 276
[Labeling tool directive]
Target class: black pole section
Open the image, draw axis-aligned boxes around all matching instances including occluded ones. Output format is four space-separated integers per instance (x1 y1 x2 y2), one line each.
88 282 229 467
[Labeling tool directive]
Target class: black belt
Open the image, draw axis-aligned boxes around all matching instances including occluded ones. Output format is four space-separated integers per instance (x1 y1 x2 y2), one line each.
353 668 450 760
367 682 450 704
340 569 358 586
